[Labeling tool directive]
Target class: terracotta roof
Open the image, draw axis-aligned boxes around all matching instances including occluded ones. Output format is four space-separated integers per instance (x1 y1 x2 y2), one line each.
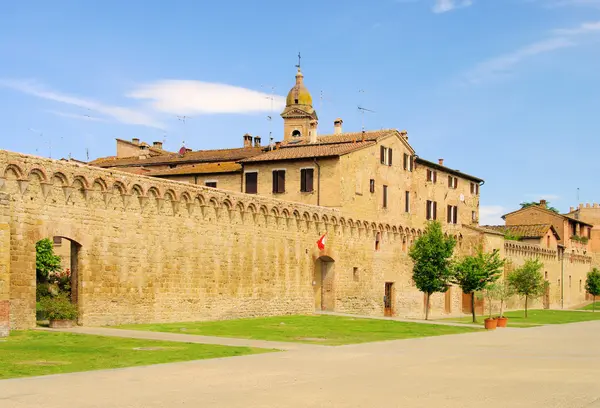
415 157 484 183
279 129 401 147
240 141 376 163
90 147 263 168
148 162 242 176
502 205 594 227
482 224 561 240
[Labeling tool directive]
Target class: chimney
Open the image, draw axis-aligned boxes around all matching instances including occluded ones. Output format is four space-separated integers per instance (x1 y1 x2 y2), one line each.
153 141 163 150
254 136 261 147
438 158 444 166
275 141 281 149
579 203 584 209
586 203 591 208
334 118 343 135
570 207 575 212
243 133 253 148
539 199 547 209
132 138 140 145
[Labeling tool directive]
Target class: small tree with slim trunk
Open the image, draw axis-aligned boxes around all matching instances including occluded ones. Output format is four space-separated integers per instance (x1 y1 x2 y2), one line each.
508 259 546 318
452 247 505 323
585 268 600 312
409 221 455 320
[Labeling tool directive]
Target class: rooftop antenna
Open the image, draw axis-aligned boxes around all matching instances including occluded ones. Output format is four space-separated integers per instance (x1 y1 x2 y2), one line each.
86 148 90 161
177 115 191 146
357 89 375 133
261 84 276 151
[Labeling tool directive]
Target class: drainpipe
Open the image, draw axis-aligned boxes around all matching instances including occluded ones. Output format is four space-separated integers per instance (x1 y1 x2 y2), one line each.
560 246 564 309
313 157 321 206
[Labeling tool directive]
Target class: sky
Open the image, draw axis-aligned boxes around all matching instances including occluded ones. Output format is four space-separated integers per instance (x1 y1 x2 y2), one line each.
1 0 599 224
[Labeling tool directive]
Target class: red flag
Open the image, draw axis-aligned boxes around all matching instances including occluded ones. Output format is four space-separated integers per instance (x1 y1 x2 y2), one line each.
317 233 327 250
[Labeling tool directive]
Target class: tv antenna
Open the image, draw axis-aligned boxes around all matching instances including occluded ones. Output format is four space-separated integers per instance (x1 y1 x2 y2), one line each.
177 115 191 146
357 106 375 133
261 85 276 150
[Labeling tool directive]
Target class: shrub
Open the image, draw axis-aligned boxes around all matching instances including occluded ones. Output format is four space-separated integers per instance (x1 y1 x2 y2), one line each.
39 294 78 321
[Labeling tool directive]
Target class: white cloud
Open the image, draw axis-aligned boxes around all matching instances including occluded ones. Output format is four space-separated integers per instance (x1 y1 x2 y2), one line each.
542 0 600 8
479 205 508 226
466 37 575 83
127 80 286 116
0 79 164 129
433 0 473 13
46 110 106 122
554 20 600 35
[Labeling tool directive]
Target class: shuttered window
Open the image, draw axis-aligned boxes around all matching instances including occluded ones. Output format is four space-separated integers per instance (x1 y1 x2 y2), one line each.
370 179 375 193
245 172 257 194
427 169 437 183
272 170 285 193
405 191 410 213
447 205 458 224
388 148 393 166
300 168 314 192
403 153 408 170
426 200 437 220
383 185 388 208
380 146 385 164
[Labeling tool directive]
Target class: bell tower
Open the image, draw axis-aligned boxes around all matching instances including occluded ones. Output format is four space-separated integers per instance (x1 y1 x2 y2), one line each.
280 59 318 142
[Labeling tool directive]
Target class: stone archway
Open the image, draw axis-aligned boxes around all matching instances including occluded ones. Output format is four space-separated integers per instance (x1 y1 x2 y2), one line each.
35 236 82 324
314 256 335 311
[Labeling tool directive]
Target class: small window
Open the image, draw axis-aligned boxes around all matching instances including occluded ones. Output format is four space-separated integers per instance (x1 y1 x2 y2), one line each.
569 275 572 288
403 153 413 172
375 232 381 251
426 169 437 183
300 168 314 192
205 181 217 188
547 235 550 248
353 267 359 282
426 200 437 220
380 146 393 166
448 176 458 189
291 129 301 138
470 182 480 195
405 191 410 213
580 279 582 292
272 170 285 193
382 185 388 208
471 211 477 222
447 205 458 224
545 271 548 280
245 172 257 194
370 179 375 193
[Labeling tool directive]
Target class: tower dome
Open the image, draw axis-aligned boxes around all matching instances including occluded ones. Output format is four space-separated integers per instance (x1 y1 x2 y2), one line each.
285 68 313 106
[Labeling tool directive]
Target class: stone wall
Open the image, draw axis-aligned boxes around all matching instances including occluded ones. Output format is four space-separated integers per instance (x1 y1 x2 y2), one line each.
0 214 9 337
2 149 465 334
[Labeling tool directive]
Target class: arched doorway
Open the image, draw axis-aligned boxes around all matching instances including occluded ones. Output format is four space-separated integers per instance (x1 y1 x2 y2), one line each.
35 236 81 323
314 256 335 311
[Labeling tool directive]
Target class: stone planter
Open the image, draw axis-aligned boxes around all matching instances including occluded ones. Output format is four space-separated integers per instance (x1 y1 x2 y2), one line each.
484 318 497 330
496 317 508 328
49 319 75 329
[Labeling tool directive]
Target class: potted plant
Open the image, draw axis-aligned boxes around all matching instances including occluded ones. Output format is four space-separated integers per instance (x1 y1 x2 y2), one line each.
40 294 78 328
494 280 514 327
482 284 498 330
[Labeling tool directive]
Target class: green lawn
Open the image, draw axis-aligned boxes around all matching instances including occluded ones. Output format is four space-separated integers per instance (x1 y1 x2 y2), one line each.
117 315 480 346
0 330 271 379
441 309 600 328
579 302 600 311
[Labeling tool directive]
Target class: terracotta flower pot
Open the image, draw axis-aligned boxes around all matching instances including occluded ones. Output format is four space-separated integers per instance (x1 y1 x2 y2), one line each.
496 317 508 328
484 318 497 330
49 319 75 329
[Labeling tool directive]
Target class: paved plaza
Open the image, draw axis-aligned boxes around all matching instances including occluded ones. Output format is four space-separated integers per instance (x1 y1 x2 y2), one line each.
1 321 599 408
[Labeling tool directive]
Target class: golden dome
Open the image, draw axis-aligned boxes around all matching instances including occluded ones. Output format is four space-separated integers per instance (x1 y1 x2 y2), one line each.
285 68 313 106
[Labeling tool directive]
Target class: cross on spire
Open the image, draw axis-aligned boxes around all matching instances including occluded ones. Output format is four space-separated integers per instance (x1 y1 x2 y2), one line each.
296 52 301 69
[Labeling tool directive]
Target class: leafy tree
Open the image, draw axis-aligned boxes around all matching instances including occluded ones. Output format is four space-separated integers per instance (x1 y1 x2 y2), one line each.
409 221 455 320
508 259 546 317
452 248 504 323
493 280 515 318
36 238 62 283
585 268 600 312
519 201 559 214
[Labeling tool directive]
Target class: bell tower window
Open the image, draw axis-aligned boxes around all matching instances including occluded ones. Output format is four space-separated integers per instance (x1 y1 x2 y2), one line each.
292 129 301 138
294 99 299 104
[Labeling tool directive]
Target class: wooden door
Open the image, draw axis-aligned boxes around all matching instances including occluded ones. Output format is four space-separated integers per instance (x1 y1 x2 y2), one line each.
384 282 394 316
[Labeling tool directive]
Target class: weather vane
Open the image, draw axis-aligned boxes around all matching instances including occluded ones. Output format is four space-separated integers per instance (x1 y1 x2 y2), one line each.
296 52 301 69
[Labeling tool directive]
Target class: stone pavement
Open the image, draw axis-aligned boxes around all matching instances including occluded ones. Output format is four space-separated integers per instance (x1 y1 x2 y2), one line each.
1 321 600 408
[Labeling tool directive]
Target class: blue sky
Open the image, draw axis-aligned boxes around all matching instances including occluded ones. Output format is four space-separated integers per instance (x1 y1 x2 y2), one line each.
1 0 599 224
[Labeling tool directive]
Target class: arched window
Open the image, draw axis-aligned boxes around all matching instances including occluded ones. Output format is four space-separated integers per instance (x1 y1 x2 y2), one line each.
292 129 301 138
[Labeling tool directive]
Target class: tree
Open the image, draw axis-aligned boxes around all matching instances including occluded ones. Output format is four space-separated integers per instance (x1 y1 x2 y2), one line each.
36 238 62 283
519 201 559 214
409 221 455 320
452 248 505 323
493 280 515 318
508 259 546 317
585 268 600 312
